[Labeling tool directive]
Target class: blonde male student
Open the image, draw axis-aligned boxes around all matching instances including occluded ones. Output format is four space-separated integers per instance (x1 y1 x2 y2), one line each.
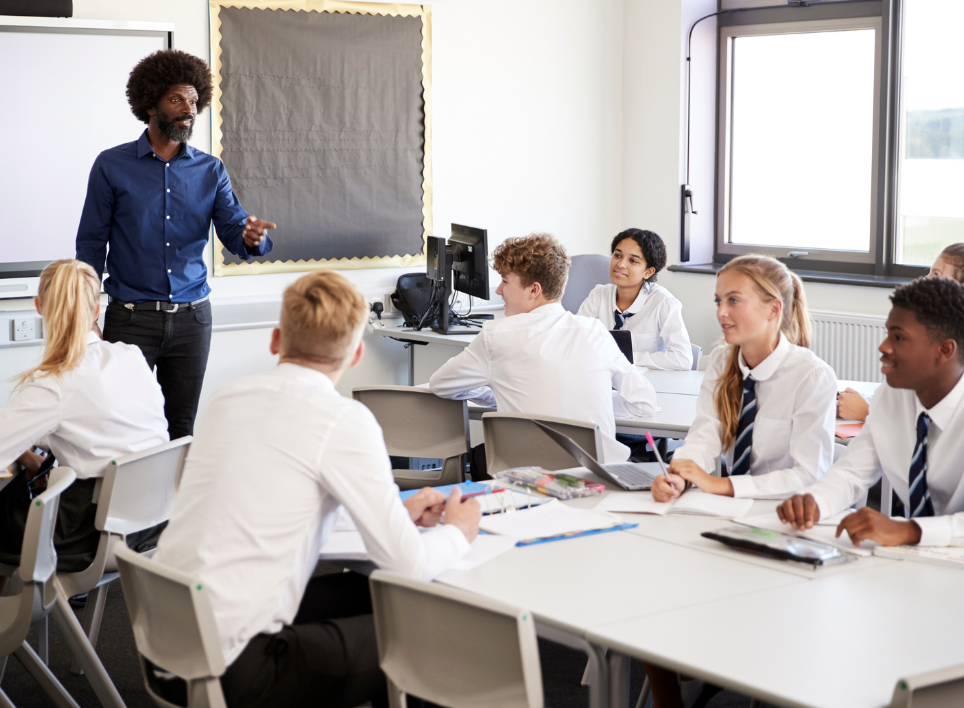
429 233 657 468
0 260 168 576
779 277 964 548
154 270 481 708
577 228 693 371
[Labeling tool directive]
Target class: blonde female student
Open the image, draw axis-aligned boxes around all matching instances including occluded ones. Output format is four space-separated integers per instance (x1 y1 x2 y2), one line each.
652 254 837 502
577 228 693 370
0 260 168 575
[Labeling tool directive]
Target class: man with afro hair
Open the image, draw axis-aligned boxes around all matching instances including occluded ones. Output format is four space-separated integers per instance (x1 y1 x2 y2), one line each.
779 276 964 548
76 49 276 439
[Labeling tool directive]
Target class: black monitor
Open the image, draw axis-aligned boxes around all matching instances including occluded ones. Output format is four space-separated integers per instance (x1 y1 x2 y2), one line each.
426 235 446 281
449 224 490 301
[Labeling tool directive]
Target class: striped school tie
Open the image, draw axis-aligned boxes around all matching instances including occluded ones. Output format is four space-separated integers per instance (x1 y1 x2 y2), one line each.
613 310 634 330
908 412 935 518
730 376 757 476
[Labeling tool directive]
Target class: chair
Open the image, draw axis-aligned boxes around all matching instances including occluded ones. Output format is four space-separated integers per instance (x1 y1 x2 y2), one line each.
370 570 543 708
59 437 192 677
353 386 470 490
690 344 702 371
890 663 964 707
483 413 600 477
561 254 611 314
114 544 227 708
0 467 81 708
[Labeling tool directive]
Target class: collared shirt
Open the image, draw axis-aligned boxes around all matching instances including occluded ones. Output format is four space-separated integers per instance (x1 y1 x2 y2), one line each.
428 302 658 463
808 372 964 546
577 282 693 371
154 363 470 666
76 131 273 303
0 332 169 479
674 334 837 498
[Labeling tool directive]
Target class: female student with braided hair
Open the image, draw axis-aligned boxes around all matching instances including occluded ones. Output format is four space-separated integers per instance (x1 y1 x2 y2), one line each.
0 260 168 574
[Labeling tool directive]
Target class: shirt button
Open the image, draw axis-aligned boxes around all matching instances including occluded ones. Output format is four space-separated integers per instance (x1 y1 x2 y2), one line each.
166 242 170 247
166 188 171 193
167 269 172 273
166 163 170 167
166 215 170 219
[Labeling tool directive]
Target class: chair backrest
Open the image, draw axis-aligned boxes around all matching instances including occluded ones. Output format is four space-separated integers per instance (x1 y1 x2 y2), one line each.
94 437 192 537
370 570 543 708
353 386 469 460
890 663 964 707
561 254 611 314
114 543 226 682
483 413 600 477
690 343 702 371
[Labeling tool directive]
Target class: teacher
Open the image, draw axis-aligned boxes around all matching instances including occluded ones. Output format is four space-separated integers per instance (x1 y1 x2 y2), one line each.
77 49 275 439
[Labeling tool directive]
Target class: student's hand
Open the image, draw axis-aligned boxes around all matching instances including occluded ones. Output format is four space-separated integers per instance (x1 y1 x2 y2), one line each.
777 494 821 530
651 472 686 502
16 450 43 476
243 215 276 249
442 487 481 543
835 507 922 547
837 388 869 422
666 458 733 497
402 487 448 528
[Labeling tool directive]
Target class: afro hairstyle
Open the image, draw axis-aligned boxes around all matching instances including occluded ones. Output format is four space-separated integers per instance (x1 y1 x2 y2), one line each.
610 228 667 283
126 49 213 124
891 276 964 363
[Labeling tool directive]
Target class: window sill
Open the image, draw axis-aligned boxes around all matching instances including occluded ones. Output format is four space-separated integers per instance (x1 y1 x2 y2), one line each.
668 263 911 289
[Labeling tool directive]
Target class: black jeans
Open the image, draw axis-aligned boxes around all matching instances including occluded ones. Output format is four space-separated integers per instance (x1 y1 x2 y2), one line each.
103 299 212 439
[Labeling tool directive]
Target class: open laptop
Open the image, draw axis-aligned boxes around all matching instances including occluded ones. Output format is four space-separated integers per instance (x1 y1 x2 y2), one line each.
532 420 661 491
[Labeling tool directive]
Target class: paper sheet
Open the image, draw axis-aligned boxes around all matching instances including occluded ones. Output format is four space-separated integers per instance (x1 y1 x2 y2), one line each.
449 535 518 571
595 490 754 519
479 499 619 540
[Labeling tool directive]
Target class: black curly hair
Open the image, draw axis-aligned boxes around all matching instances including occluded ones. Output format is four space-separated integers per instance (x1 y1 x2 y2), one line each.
891 276 964 363
126 50 213 124
610 228 667 283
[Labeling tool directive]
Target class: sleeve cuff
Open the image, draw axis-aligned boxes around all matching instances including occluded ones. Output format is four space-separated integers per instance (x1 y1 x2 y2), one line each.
913 516 953 547
441 523 472 558
728 474 757 498
810 493 837 524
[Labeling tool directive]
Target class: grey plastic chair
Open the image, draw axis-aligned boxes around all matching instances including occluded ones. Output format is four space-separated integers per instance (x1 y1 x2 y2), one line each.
561 254 611 314
353 386 470 490
482 412 601 477
114 544 227 708
370 570 544 708
59 437 191 677
0 467 81 708
890 662 964 707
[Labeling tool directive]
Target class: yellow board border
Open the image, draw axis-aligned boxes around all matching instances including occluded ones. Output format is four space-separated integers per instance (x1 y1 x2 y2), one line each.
208 0 432 276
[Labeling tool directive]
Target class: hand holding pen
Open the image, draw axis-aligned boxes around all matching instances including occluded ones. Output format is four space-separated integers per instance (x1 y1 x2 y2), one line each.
646 432 686 502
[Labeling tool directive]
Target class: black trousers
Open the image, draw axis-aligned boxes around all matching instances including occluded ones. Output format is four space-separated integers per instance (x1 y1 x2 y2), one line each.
220 572 388 708
103 299 212 440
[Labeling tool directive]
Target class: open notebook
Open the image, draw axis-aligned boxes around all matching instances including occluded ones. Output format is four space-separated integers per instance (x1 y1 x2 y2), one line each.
594 490 754 519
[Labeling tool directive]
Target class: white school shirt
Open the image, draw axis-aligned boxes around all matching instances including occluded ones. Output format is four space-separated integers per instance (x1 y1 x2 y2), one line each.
577 282 693 371
0 331 168 479
428 302 658 463
673 334 837 498
807 373 964 547
154 363 470 666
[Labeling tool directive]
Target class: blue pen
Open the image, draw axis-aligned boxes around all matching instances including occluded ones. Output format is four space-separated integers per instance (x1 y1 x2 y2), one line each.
515 522 639 547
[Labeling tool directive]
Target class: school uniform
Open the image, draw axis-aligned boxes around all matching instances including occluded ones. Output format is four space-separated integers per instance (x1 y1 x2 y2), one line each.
428 302 658 463
807 373 964 546
0 331 169 570
673 334 837 498
154 363 470 708
577 282 693 371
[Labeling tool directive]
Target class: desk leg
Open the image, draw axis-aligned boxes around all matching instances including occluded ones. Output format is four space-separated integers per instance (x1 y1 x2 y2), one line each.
408 344 415 386
608 651 631 708
535 622 609 708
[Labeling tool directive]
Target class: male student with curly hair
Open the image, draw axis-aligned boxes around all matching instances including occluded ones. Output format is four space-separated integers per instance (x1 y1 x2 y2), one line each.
76 49 276 438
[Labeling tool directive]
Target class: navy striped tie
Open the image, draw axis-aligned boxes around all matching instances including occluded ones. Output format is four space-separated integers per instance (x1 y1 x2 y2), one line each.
730 376 757 476
613 310 634 331
908 412 935 518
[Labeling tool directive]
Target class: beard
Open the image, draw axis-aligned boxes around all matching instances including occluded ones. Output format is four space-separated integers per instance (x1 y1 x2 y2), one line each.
157 114 194 143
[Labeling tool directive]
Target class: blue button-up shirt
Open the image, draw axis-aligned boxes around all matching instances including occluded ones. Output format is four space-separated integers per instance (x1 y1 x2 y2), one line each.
76 131 272 303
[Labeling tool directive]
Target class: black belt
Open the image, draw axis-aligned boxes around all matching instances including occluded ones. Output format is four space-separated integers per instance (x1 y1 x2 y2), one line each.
109 295 209 313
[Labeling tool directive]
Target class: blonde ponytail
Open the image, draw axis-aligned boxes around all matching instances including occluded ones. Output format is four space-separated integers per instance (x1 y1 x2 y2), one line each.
13 260 100 391
713 254 812 450
939 243 964 284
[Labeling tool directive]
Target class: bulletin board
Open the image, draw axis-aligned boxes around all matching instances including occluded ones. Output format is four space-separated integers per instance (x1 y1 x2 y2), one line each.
208 1 432 275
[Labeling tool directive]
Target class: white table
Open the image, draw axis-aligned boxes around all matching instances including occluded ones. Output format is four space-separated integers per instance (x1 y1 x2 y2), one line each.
642 370 703 396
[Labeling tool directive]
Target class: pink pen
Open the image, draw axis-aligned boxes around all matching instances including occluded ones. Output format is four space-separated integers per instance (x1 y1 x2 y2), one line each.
645 432 676 491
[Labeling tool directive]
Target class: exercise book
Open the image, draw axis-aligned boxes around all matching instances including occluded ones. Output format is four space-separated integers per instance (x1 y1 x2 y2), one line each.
594 490 754 519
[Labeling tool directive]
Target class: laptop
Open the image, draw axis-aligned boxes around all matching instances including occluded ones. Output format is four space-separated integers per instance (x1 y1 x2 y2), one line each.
532 420 660 491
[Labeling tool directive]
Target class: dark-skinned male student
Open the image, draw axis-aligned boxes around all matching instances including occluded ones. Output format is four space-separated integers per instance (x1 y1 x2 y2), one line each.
778 276 964 547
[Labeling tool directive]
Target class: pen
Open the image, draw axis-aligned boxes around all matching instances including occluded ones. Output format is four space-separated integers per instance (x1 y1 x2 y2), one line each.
645 432 680 493
461 486 505 501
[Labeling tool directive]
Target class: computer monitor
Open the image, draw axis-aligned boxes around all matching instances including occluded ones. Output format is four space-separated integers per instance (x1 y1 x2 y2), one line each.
449 224 490 301
426 235 446 281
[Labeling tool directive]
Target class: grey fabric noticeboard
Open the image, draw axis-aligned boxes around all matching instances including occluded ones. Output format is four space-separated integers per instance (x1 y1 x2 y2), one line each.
215 7 427 267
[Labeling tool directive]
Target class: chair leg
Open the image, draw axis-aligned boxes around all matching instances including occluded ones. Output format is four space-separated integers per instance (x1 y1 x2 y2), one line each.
51 579 126 708
387 678 406 708
581 658 591 685
188 678 228 708
0 685 15 708
13 641 82 708
70 583 109 675
0 656 7 684
634 676 651 708
38 615 49 665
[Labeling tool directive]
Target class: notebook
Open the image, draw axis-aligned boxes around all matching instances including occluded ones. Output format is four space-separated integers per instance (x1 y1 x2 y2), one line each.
398 481 550 515
594 490 754 518
479 499 623 541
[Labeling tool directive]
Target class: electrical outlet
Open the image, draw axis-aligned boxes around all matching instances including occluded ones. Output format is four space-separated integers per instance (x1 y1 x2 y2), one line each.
12 317 42 342
382 293 397 316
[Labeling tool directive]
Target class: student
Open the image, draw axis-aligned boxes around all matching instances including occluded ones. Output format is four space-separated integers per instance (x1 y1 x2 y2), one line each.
0 260 168 574
154 270 481 708
577 228 693 371
779 277 964 547
429 233 657 466
652 254 837 503
838 243 964 422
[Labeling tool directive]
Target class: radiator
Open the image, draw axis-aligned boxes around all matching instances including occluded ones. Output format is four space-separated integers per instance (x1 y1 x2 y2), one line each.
809 310 887 383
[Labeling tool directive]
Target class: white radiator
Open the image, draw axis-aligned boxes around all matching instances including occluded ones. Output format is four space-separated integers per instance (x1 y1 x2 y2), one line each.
809 310 887 383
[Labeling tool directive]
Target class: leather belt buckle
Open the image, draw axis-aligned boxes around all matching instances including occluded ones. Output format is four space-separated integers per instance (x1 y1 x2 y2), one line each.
159 302 179 313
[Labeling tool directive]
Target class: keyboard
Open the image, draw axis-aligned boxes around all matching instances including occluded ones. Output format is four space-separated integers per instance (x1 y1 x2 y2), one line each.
600 462 661 489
